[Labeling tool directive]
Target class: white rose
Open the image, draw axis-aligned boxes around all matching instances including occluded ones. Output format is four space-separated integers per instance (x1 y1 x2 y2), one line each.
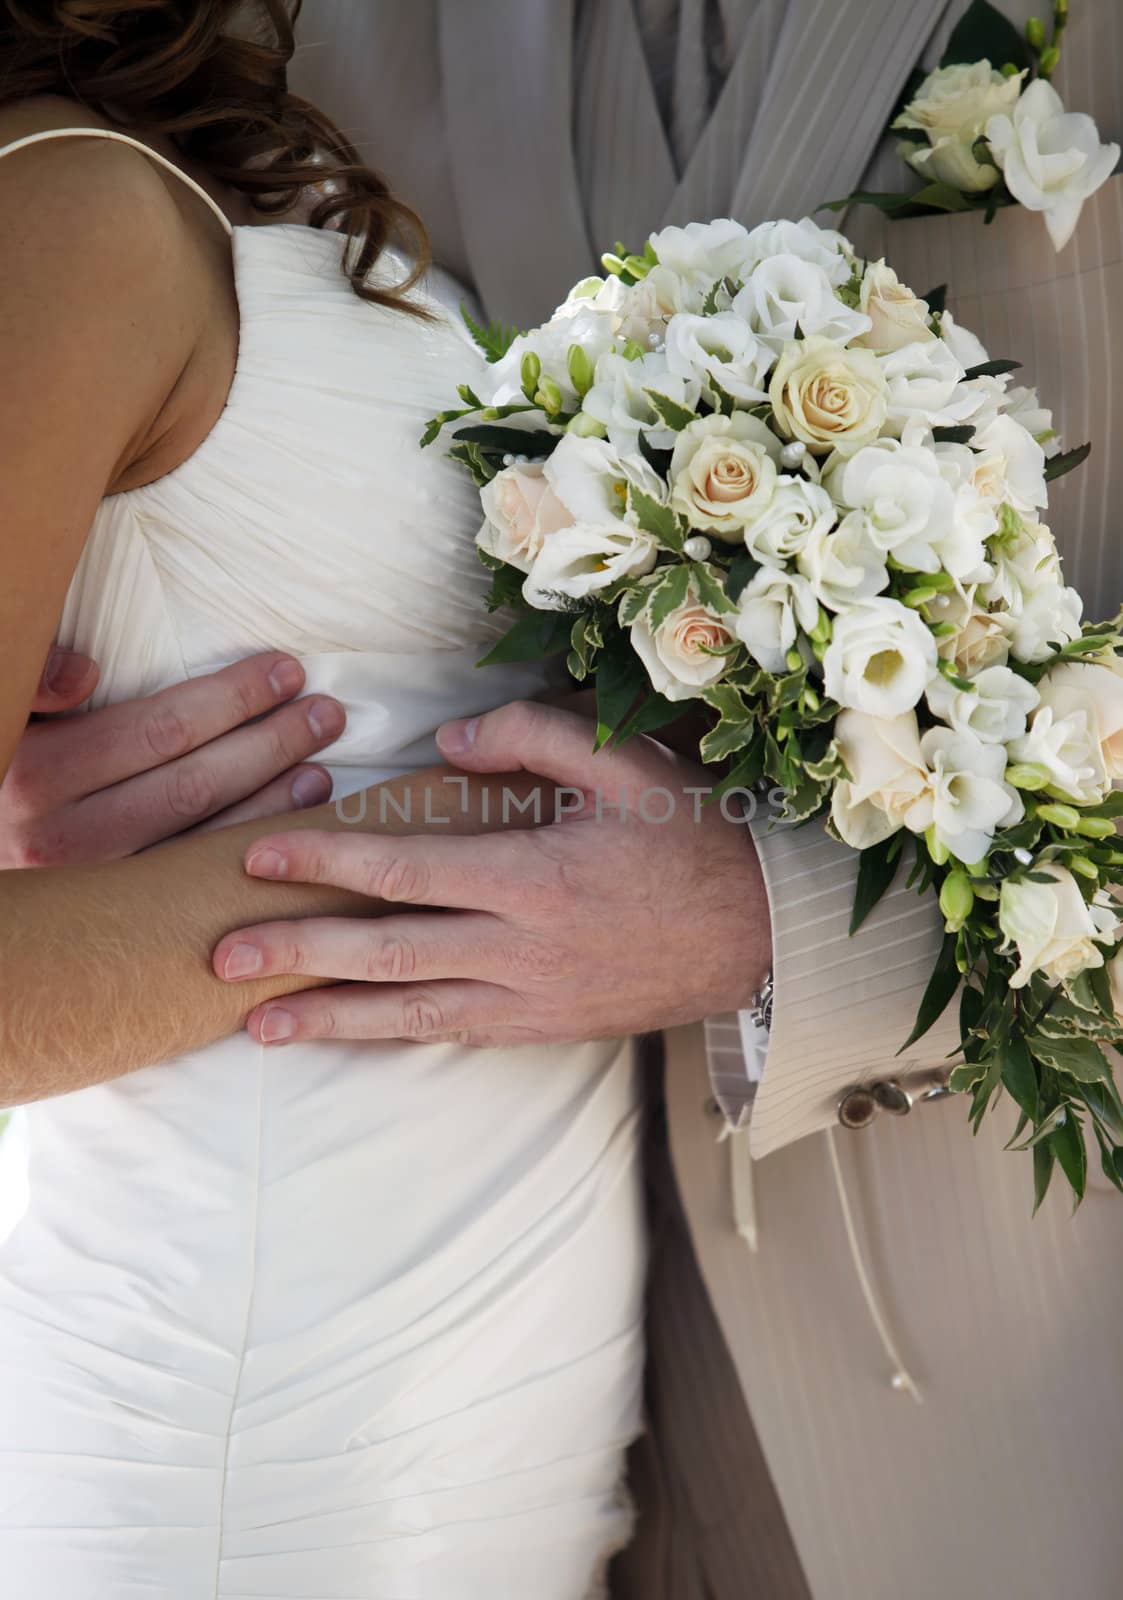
939 310 990 372
543 432 666 525
853 261 935 353
668 412 781 542
826 443 960 573
478 463 576 572
663 311 772 404
1040 661 1123 781
1007 703 1106 803
987 78 1120 251
830 709 928 849
878 338 975 435
741 216 854 286
732 255 871 352
647 218 754 289
906 726 1023 865
822 596 938 717
480 306 617 408
1002 385 1061 458
769 336 888 457
894 61 1024 191
797 511 890 611
926 663 1039 743
734 567 820 674
630 594 737 701
1000 865 1119 990
968 414 1048 515
582 352 701 454
743 476 836 564
522 521 657 608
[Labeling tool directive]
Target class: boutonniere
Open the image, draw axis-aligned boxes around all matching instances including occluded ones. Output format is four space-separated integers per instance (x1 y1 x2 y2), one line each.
831 0 1119 250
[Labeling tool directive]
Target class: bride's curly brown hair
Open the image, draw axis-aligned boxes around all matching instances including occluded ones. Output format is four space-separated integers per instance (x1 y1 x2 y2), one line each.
0 0 431 315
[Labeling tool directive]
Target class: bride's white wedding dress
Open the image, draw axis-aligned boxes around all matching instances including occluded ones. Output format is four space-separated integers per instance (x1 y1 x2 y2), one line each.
0 129 645 1599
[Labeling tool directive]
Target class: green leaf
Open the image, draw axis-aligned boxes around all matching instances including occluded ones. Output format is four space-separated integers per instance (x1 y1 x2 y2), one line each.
923 283 948 316
963 358 1022 379
643 389 698 431
612 692 683 745
460 303 520 363
482 558 527 613
940 0 1033 72
1096 1134 1123 1195
1033 1139 1056 1213
476 609 573 668
453 424 556 459
648 565 693 630
899 932 961 1051
1075 1079 1123 1145
595 632 645 750
690 561 737 615
630 489 685 553
849 835 903 936
908 181 977 213
932 425 976 445
1027 1033 1110 1082
999 1035 1039 1120
1050 1110 1087 1205
1044 441 1092 483
725 552 759 604
637 432 673 478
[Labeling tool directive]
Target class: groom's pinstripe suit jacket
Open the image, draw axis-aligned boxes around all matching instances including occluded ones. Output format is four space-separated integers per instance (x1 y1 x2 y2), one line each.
295 5 1123 1595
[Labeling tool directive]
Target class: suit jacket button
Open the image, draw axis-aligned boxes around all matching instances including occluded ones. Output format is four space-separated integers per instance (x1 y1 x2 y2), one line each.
838 1085 879 1129
872 1079 913 1116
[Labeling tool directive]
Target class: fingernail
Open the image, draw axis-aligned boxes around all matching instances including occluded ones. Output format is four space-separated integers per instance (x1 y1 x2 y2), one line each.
268 656 304 698
43 646 92 696
223 941 264 980
307 697 346 742
246 847 289 879
259 1006 296 1044
437 716 479 757
291 767 332 808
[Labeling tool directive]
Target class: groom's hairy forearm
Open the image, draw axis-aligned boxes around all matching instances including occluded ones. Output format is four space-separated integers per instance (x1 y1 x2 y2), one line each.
0 766 546 1106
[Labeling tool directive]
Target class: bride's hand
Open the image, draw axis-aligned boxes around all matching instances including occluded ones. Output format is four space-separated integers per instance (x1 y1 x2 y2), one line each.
213 702 772 1047
0 648 344 868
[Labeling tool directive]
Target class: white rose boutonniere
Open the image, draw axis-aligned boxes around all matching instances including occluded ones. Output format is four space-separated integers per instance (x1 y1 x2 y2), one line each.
894 60 1024 192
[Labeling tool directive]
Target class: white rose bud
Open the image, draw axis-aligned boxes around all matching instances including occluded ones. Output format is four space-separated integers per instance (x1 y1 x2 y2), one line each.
769 336 889 458
986 78 1120 251
853 262 935 354
630 594 737 701
1000 865 1120 990
742 476 836 565
830 709 928 849
669 412 781 542
894 61 1024 193
478 464 576 572
734 567 820 675
822 597 938 717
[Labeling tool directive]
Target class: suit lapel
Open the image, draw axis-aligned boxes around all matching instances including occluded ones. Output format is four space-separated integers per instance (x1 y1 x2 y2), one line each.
438 0 594 326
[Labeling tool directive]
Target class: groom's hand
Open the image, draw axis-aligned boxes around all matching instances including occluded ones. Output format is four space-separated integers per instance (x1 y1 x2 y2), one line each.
0 647 345 868
215 702 772 1047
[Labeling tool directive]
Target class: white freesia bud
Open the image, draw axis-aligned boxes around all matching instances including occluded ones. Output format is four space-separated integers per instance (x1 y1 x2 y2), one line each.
1000 865 1120 989
853 262 935 354
742 476 835 564
522 521 657 608
796 511 890 611
478 463 576 572
479 307 617 408
732 255 871 352
543 432 666 524
669 412 782 542
926 663 1039 744
822 597 938 717
1006 703 1106 803
664 312 772 404
986 78 1120 251
734 567 820 674
630 594 737 700
769 336 888 458
894 61 1024 192
830 709 928 849
907 727 1023 865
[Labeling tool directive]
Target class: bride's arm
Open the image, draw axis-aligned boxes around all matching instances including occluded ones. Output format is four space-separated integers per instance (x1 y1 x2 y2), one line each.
0 765 546 1106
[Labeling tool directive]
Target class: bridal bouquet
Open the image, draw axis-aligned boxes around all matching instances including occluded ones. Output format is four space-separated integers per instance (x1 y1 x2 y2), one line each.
423 212 1123 1210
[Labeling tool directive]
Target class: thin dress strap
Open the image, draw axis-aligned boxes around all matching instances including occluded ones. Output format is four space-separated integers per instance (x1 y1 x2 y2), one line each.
0 126 234 236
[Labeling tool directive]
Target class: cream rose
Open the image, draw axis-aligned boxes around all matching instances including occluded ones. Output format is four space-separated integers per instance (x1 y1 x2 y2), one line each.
769 336 888 457
669 412 781 542
1037 661 1123 783
927 588 1011 676
630 595 736 701
478 464 575 572
894 61 1024 193
1000 865 1120 990
853 262 935 354
830 709 928 849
